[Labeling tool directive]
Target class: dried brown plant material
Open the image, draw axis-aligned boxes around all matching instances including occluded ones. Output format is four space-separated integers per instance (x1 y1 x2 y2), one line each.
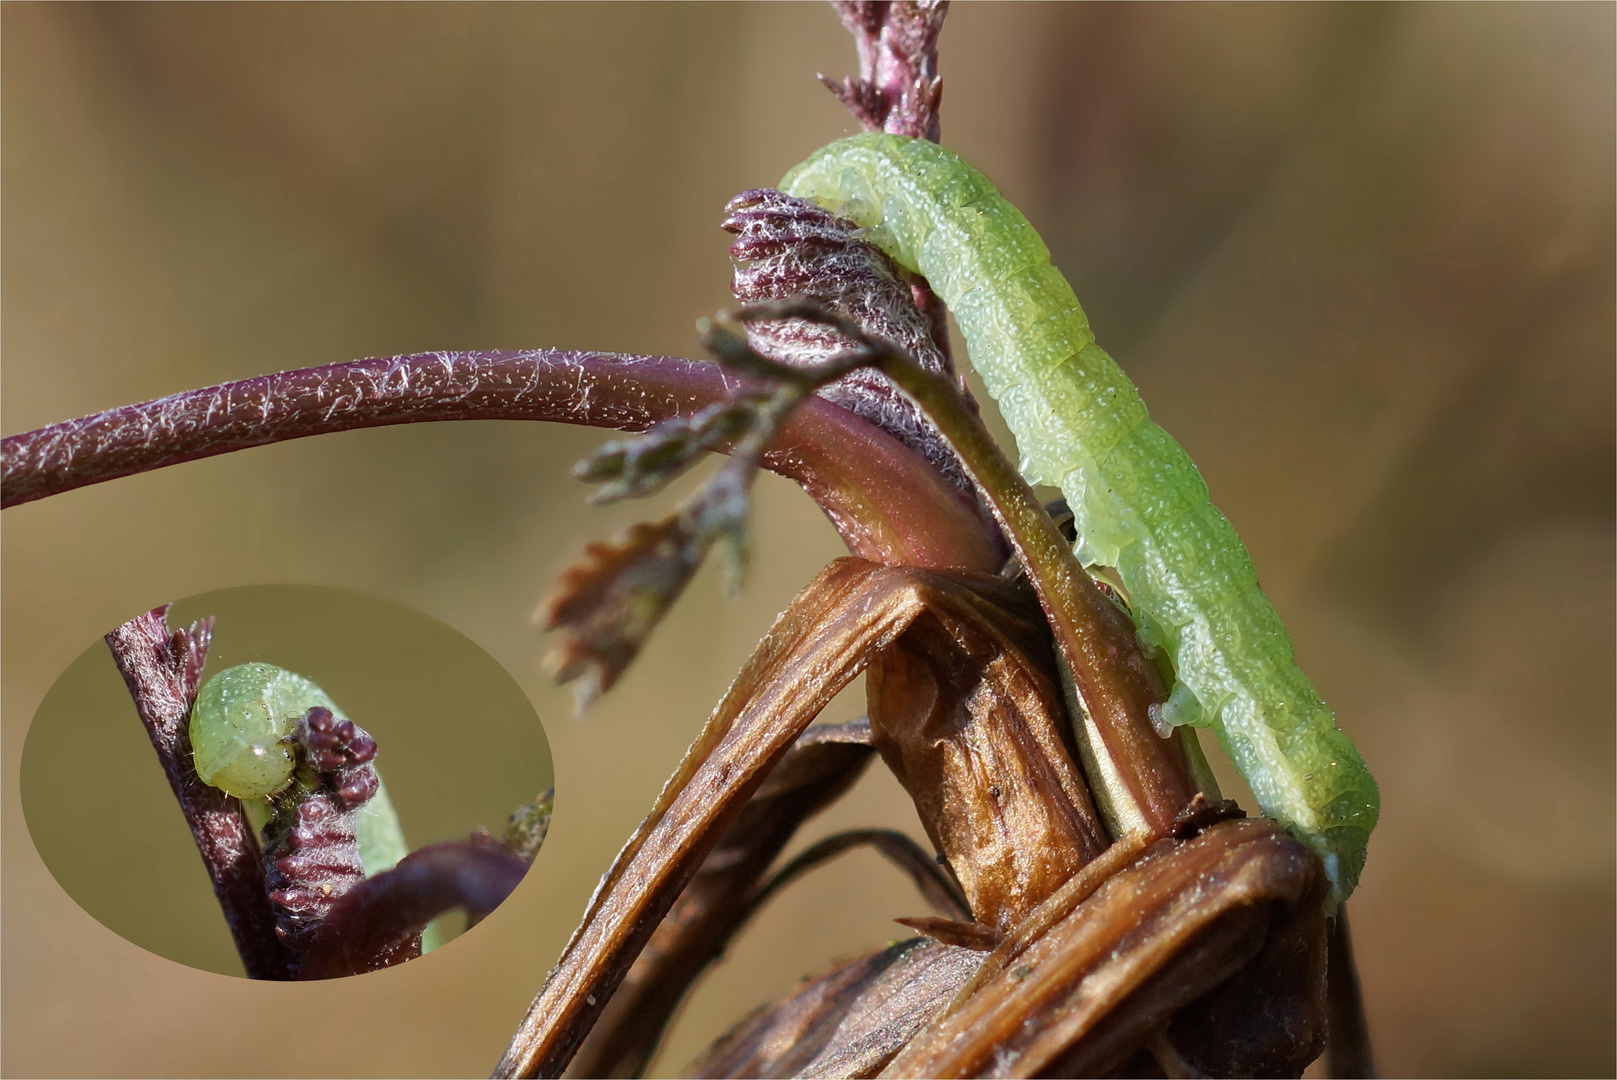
539 514 708 709
577 814 975 1072
498 557 1111 1078
866 572 1107 929
500 560 913 1077
893 917 1007 953
789 938 984 1079
686 948 904 1079
569 723 878 1079
883 818 1326 1078
689 937 983 1080
1158 871 1331 1078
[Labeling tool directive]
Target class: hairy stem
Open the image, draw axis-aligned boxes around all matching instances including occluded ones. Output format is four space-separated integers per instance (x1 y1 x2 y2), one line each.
104 605 295 980
823 0 947 143
1 350 1003 574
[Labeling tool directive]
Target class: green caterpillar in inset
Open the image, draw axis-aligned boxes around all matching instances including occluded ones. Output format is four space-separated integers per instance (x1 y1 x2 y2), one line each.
782 134 1377 905
190 662 410 880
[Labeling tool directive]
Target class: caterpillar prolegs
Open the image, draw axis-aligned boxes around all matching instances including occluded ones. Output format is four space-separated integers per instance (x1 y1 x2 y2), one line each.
782 134 1377 904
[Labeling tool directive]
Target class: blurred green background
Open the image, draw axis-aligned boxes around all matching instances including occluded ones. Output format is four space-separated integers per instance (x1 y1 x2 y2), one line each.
2 3 1611 1076
20 584 554 976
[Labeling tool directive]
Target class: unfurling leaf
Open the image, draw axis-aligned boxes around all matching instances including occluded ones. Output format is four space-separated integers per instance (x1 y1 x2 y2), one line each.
261 703 386 965
724 187 970 489
264 790 371 961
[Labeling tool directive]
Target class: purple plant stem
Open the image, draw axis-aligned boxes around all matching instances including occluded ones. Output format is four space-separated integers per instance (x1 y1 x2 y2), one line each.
2 350 1003 574
822 2 957 368
104 606 295 980
824 1 947 143
296 840 530 981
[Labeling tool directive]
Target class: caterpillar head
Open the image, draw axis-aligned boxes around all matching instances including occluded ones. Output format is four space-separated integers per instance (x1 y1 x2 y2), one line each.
189 662 343 799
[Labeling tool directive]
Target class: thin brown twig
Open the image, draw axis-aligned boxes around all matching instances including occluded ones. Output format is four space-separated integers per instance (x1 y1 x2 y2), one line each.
747 828 970 924
1326 909 1376 1078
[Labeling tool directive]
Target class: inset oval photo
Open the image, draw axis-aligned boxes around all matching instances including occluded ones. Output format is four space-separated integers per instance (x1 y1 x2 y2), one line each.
21 586 554 980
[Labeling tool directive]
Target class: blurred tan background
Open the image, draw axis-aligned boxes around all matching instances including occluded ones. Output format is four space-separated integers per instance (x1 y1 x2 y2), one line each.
2 3 1610 1077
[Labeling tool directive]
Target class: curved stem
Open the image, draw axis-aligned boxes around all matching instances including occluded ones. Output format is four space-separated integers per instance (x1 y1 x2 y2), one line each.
748 828 970 923
1 350 1004 574
297 840 530 981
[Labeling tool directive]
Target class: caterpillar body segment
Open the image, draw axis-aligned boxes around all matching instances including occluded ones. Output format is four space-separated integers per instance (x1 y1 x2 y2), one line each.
190 662 334 800
782 133 1376 903
190 662 409 878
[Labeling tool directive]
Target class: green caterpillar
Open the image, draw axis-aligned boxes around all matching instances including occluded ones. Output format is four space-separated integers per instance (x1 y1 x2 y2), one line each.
190 662 410 879
782 134 1377 904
